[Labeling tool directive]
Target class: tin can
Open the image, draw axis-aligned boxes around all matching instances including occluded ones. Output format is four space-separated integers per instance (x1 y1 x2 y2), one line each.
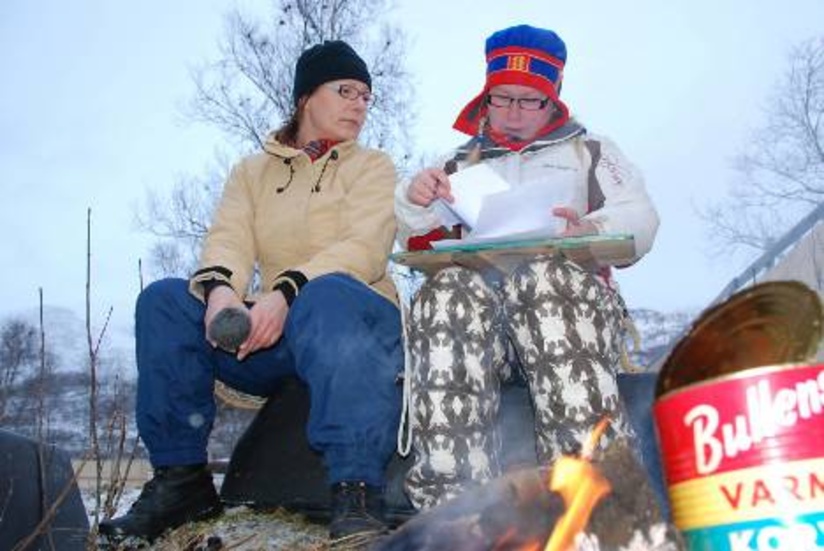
655 362 824 550
653 281 824 551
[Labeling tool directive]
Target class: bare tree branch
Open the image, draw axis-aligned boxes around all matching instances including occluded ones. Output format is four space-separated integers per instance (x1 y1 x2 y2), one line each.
0 318 39 420
699 36 824 260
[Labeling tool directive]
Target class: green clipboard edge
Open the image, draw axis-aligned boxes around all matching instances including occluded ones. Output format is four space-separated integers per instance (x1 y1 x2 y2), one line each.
390 234 636 275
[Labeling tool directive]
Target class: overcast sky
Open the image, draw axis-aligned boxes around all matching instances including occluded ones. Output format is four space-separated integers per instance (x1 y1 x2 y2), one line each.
2 0 823 341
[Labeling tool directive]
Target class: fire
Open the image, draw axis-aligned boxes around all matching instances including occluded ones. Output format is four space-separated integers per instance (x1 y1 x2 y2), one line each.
543 417 612 551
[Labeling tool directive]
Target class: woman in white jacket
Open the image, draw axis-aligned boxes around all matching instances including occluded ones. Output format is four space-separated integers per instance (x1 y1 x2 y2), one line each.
395 24 660 510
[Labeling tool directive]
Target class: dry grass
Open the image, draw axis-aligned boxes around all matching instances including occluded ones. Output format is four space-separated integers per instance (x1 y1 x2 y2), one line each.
98 506 388 550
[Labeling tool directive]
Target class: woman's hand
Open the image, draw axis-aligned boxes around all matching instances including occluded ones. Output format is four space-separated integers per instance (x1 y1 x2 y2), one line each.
553 206 599 237
236 290 289 361
406 168 453 207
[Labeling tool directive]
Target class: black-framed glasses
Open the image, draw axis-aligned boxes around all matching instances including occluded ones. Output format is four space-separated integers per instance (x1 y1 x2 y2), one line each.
486 94 550 111
324 83 375 106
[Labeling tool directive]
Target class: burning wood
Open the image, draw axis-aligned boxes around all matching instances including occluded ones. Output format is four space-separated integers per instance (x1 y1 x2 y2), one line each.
374 435 685 551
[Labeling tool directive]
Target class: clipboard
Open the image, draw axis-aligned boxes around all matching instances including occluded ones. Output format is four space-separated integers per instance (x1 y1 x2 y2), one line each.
390 234 636 276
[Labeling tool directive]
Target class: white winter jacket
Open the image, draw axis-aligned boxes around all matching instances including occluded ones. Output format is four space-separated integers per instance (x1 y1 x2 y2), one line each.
395 121 659 264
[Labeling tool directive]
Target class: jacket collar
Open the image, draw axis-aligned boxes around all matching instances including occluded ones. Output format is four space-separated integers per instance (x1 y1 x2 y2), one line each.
263 134 359 161
452 119 586 162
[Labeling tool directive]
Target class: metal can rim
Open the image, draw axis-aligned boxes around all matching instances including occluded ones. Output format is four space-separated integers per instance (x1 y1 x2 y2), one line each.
655 360 823 402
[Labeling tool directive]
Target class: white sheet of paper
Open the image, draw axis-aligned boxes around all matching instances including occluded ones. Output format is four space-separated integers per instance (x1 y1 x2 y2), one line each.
470 179 575 239
437 163 510 229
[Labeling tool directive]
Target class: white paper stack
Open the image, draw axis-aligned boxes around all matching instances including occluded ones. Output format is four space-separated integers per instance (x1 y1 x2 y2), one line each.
433 163 576 248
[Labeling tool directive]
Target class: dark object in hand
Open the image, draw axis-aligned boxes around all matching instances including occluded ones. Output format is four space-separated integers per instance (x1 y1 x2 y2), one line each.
208 307 251 352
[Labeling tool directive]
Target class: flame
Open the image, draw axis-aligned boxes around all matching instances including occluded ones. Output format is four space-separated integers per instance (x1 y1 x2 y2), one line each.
543 418 612 551
580 416 611 460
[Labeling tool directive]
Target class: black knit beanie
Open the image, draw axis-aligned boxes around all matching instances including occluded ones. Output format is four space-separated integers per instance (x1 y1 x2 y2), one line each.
292 40 371 106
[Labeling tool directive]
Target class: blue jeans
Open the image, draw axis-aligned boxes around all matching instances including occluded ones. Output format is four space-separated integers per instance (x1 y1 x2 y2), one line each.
134 274 403 487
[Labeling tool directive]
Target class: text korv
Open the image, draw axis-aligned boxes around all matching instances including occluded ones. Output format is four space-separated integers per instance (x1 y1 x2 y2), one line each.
727 520 824 551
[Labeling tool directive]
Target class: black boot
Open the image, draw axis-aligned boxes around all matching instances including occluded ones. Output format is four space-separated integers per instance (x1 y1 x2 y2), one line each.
98 464 223 543
329 481 389 540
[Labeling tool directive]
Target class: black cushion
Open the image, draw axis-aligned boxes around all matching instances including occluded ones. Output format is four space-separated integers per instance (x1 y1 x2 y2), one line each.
0 429 89 550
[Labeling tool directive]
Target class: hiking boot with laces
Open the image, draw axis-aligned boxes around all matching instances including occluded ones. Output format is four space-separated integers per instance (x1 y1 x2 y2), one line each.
98 464 222 543
329 481 389 540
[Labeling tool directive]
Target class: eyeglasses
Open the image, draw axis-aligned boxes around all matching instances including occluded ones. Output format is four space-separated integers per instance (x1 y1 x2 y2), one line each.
486 94 550 111
324 83 375 106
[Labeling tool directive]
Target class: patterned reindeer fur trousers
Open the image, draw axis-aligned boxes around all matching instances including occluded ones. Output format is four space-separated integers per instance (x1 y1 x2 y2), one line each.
404 255 632 510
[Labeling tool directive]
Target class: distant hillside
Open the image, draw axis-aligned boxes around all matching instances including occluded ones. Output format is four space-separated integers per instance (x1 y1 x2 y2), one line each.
10 305 135 379
1 306 138 456
627 307 695 370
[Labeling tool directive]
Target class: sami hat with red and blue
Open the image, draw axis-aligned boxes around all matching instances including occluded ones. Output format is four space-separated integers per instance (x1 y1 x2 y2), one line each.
453 24 570 136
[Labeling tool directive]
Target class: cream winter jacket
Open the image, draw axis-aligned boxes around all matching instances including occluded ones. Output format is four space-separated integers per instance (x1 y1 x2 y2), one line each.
395 121 659 265
190 134 398 306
